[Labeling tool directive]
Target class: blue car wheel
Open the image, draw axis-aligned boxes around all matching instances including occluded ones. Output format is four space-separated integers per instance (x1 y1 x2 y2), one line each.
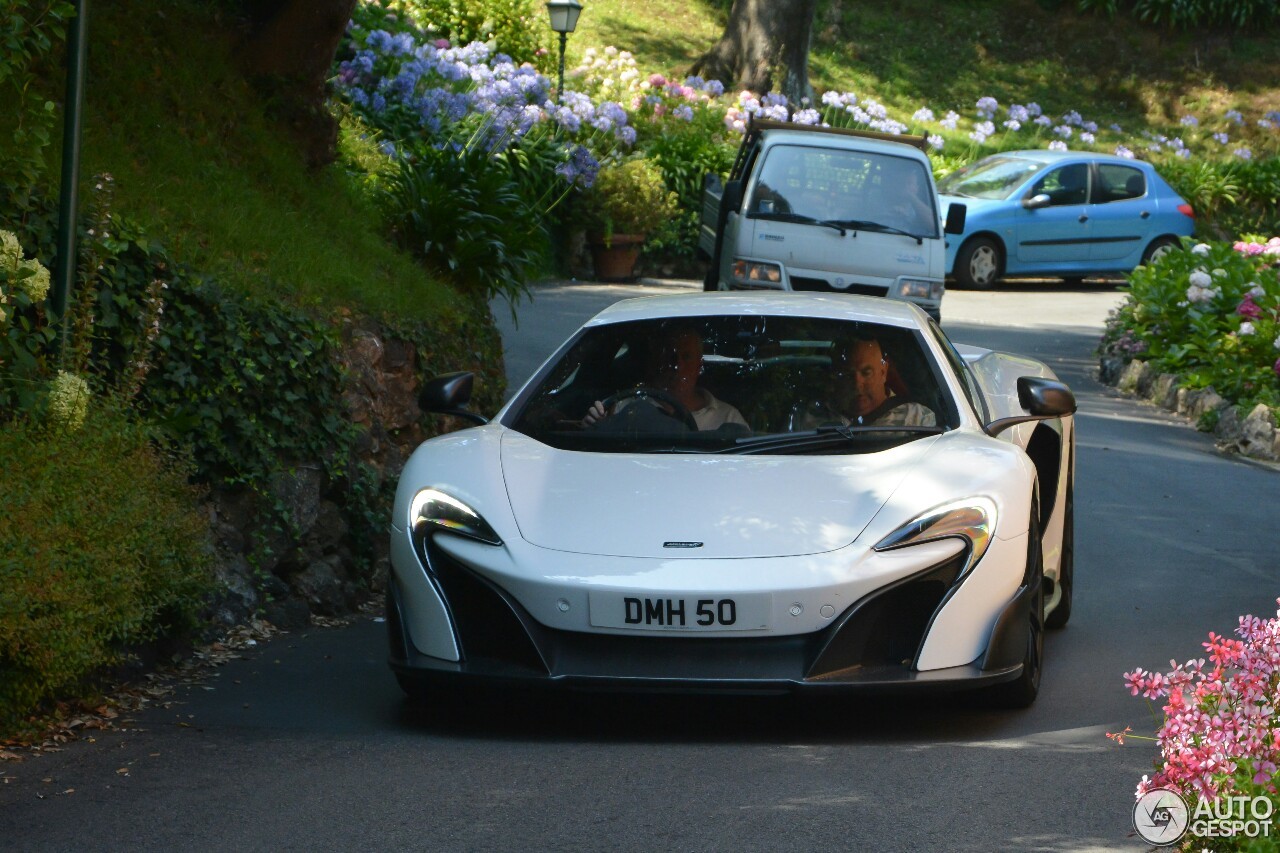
955 236 1003 290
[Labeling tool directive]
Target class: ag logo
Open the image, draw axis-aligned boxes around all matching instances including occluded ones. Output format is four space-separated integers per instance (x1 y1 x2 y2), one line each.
1133 788 1189 846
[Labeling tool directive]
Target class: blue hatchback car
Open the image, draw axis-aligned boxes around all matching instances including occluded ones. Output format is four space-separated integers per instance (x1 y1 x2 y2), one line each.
938 150 1195 288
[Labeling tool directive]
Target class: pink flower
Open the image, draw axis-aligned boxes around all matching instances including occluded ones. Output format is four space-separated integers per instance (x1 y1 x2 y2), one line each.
1274 356 1280 379
1237 294 1263 319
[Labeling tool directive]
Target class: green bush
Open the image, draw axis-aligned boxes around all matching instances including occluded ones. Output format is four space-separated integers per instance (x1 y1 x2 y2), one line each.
0 1 76 197
1157 157 1280 239
581 157 680 240
415 0 551 67
642 122 736 260
0 405 214 731
1078 0 1279 29
1105 240 1280 412
382 143 549 303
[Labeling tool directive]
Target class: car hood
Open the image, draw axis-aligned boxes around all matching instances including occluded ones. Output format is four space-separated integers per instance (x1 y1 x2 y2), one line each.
499 430 937 559
939 194 1005 220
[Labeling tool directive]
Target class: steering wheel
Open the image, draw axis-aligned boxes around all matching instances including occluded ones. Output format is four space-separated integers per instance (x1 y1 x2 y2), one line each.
599 386 698 431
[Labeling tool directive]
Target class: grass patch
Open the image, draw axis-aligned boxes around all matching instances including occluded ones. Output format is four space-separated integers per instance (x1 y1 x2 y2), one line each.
68 1 462 321
571 0 1280 149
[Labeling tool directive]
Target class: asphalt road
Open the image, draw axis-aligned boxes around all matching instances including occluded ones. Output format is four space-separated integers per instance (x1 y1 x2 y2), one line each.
3 281 1277 852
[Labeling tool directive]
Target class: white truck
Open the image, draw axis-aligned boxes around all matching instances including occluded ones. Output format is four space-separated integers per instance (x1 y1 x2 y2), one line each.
699 119 967 320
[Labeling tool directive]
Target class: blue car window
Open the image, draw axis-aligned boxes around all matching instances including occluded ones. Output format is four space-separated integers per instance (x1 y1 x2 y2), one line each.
1031 164 1089 206
1095 164 1146 203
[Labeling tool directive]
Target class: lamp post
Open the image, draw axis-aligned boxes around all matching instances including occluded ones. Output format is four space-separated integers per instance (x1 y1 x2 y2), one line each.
545 0 582 102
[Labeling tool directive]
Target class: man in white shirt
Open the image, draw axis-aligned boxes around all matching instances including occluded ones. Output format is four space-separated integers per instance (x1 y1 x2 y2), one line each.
583 327 748 431
797 336 935 429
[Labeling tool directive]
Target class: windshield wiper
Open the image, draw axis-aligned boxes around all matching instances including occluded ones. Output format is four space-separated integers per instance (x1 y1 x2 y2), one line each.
749 211 847 235
715 423 944 455
831 219 928 244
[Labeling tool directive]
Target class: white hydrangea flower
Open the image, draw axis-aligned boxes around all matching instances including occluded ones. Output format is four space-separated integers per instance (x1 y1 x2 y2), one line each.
15 258 51 303
1188 269 1212 288
1274 334 1280 350
46 370 90 434
1191 243 1211 256
1247 283 1264 298
1239 322 1255 336
0 230 21 269
1211 268 1226 278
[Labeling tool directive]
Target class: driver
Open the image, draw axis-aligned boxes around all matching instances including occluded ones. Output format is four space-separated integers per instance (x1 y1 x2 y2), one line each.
797 336 935 428
583 327 748 431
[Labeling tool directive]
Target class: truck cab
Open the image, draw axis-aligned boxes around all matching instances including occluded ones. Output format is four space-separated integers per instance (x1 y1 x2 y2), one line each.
699 119 966 320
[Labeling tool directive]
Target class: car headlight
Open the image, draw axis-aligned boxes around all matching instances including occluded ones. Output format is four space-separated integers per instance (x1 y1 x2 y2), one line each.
410 488 502 545
731 260 782 284
894 278 944 301
873 497 996 575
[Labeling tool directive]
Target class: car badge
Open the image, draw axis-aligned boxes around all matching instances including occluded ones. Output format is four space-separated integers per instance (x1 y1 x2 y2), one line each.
663 541 704 548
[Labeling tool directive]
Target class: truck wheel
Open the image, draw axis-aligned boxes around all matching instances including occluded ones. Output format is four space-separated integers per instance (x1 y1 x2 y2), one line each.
955 237 1003 290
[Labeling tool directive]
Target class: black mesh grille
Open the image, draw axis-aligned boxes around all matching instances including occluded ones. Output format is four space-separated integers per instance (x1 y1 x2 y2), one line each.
807 551 967 679
790 276 886 296
420 541 968 685
425 540 550 675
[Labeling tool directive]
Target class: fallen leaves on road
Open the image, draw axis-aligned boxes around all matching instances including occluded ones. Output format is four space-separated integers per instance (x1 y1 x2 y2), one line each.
1 618 278 758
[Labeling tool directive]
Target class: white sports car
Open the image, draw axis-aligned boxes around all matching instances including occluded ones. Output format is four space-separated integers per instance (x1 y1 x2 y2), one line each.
388 293 1075 707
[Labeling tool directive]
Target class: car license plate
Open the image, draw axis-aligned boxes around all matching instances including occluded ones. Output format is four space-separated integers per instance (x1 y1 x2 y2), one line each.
588 592 771 631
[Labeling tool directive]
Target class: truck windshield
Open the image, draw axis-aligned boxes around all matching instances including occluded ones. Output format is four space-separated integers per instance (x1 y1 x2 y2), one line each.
747 145 938 238
937 155 1045 200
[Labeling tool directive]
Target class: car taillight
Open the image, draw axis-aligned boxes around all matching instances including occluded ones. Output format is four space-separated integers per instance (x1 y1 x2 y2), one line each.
1177 203 1195 218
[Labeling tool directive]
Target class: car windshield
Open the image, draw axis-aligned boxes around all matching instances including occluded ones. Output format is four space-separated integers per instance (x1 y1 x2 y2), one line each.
937 156 1046 200
507 315 957 454
747 145 939 238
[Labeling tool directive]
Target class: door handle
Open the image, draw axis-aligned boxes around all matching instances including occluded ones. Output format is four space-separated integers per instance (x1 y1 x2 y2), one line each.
1078 214 1088 223
1140 211 1150 219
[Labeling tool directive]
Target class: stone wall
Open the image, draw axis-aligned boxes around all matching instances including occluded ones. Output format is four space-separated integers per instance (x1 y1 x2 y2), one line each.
202 308 505 631
1099 356 1280 463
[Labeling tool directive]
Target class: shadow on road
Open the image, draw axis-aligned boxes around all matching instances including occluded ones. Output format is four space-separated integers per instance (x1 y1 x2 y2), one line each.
393 681 1031 746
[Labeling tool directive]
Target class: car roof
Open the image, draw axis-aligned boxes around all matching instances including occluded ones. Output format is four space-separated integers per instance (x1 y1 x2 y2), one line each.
759 129 932 161
982 149 1153 169
584 292 926 329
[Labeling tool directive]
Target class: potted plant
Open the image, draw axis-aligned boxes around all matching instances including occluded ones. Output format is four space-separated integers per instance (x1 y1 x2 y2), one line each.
583 157 679 282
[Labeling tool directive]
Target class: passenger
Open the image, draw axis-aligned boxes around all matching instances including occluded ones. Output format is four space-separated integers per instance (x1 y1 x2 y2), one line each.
584 327 749 431
797 336 935 428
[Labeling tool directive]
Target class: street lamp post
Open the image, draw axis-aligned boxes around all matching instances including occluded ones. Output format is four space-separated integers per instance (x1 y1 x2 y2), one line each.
545 0 583 102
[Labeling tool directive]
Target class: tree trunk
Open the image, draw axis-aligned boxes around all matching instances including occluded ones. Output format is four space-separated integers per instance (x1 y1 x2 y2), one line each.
690 0 817 105
239 0 357 168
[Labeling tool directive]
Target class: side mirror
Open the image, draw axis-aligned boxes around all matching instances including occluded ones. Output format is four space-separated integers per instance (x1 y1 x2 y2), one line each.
1018 376 1076 417
985 376 1076 437
419 371 488 426
722 179 744 213
944 202 967 235
1022 193 1051 210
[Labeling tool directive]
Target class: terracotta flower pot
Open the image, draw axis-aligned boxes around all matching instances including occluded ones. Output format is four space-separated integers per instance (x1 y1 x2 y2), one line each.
588 233 646 282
